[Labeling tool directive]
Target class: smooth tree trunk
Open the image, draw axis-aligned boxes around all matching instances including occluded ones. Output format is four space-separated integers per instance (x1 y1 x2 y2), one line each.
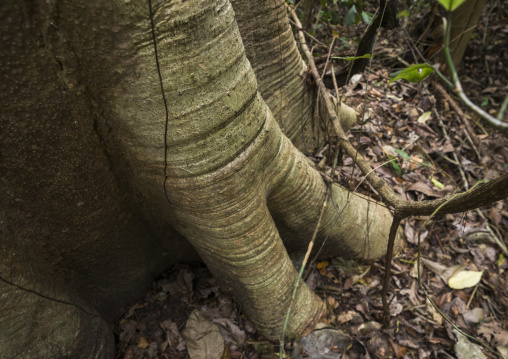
0 0 400 357
447 0 487 67
416 0 487 67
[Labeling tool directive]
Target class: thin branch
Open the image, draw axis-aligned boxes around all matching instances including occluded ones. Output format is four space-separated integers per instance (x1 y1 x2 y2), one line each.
290 6 402 208
381 214 403 327
434 108 468 189
280 187 330 357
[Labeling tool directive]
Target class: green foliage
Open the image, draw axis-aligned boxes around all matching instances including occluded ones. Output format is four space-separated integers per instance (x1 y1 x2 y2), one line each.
430 177 445 189
333 53 371 61
393 148 410 160
393 144 432 168
361 11 373 24
318 0 342 26
435 0 467 11
391 160 402 177
344 5 357 26
315 0 373 28
390 64 434 83
397 9 410 18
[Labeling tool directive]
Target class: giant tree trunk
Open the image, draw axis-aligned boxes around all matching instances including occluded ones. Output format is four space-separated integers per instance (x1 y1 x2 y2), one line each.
231 0 318 151
0 0 399 357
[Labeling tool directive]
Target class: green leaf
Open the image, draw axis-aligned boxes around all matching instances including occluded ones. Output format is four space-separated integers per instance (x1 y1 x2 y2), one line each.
436 0 467 11
417 111 432 124
361 11 373 24
430 177 444 189
497 254 505 267
397 10 410 17
333 54 371 61
391 161 402 177
390 64 434 83
393 148 410 159
330 11 341 25
481 96 489 107
344 5 357 27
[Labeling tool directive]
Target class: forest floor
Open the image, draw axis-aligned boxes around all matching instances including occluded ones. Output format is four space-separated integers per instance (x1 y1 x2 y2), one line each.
114 1 508 358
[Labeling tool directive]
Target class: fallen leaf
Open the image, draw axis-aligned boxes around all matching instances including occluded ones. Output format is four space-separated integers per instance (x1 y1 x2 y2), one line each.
183 310 224 359
453 329 487 359
417 111 432 124
337 310 362 325
425 298 443 325
440 264 467 283
448 270 483 289
463 308 484 325
317 261 329 270
388 338 407 358
498 346 508 359
138 336 150 349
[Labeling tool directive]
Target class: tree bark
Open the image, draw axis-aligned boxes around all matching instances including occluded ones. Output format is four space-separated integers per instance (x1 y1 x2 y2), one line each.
231 0 317 151
0 0 398 356
447 0 487 67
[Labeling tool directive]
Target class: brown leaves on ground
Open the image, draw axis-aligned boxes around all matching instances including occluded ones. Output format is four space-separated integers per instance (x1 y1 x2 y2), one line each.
303 2 508 356
115 266 254 359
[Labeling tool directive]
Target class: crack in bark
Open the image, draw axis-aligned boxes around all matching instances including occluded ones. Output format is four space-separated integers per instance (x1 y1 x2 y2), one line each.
148 0 172 204
0 275 100 318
